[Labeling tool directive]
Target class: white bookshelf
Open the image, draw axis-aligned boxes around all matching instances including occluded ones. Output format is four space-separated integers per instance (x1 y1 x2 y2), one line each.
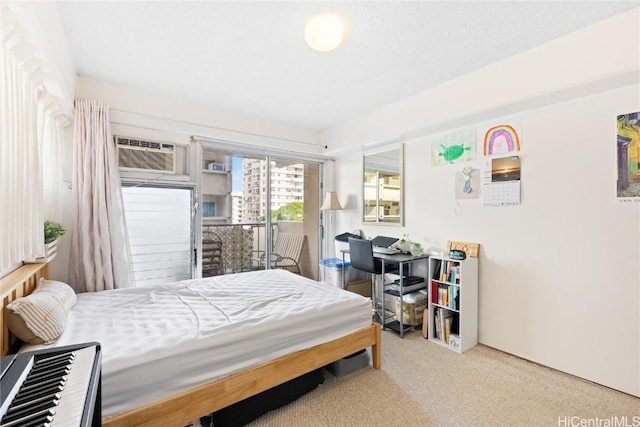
428 256 478 353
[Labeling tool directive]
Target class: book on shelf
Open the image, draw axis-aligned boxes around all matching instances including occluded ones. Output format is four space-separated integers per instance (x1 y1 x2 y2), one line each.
449 285 459 310
444 316 452 344
434 308 453 342
431 281 437 304
431 259 442 280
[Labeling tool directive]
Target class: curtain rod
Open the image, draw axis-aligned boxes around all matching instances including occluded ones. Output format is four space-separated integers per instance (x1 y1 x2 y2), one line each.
191 135 335 163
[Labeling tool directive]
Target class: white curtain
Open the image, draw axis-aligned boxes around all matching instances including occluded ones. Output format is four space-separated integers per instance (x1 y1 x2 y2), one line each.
39 95 65 222
1 9 43 271
0 3 71 274
69 99 132 292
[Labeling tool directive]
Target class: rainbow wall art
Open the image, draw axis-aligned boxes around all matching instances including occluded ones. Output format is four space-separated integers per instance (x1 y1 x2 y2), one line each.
483 124 520 155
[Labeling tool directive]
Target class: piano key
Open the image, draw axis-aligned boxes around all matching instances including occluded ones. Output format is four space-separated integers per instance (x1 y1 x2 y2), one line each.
23 367 71 384
20 416 53 427
19 377 67 393
34 352 74 365
11 386 64 407
32 354 73 366
22 369 69 387
7 394 60 412
0 408 55 426
34 355 75 368
3 399 58 423
30 360 73 375
17 416 53 427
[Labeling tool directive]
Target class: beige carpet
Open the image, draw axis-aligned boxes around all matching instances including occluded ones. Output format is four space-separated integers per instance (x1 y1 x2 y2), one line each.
246 365 434 427
381 330 639 426
245 329 639 427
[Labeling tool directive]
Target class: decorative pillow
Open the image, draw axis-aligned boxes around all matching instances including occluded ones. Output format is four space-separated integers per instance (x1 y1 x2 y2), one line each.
5 278 77 344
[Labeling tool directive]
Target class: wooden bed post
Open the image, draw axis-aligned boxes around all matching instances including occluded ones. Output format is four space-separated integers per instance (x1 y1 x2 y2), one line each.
1 263 48 356
372 322 381 369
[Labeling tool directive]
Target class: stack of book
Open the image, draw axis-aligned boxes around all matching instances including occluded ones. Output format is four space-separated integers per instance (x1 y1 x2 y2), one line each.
438 260 461 284
431 281 460 310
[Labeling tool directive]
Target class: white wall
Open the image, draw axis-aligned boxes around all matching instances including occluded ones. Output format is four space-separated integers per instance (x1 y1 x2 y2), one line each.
327 9 640 396
76 77 322 153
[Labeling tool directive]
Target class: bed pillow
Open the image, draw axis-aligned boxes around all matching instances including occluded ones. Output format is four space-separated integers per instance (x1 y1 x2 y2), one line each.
5 278 77 344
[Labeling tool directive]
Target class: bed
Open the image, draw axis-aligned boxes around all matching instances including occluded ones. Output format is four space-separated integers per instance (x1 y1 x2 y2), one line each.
1 262 381 427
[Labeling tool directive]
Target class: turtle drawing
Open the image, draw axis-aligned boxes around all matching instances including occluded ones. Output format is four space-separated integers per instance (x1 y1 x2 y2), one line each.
439 143 471 163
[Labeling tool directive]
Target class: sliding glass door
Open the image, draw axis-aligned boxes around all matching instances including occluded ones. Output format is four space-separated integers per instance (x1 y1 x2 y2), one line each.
198 144 321 280
200 147 267 276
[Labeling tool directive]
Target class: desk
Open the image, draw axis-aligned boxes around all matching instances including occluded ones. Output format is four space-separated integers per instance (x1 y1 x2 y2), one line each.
341 250 429 338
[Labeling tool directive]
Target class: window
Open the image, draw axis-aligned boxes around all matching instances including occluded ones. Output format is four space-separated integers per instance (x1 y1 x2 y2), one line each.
202 202 216 218
121 186 194 286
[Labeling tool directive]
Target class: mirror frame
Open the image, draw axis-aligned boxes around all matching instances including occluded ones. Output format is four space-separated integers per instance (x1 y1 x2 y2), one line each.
362 143 404 226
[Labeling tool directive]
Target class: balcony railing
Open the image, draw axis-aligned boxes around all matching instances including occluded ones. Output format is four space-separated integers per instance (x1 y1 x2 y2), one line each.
202 222 271 276
202 220 309 278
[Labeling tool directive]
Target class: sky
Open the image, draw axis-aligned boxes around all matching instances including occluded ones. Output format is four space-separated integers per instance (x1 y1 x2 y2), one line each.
232 156 242 192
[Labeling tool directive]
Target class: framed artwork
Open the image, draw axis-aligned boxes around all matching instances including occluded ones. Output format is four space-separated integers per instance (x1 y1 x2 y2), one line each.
617 111 640 201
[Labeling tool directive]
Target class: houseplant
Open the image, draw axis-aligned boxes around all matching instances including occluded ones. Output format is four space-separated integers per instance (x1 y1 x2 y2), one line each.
44 220 66 244
398 233 413 253
28 220 67 262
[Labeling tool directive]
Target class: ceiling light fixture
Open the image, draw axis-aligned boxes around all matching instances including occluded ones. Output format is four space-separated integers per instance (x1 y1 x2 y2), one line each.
304 13 344 52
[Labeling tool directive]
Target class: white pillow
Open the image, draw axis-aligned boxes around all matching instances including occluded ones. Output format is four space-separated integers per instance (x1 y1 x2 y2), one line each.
5 278 77 344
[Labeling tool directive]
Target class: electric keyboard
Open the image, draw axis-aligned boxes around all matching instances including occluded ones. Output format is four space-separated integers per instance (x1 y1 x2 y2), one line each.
0 343 101 427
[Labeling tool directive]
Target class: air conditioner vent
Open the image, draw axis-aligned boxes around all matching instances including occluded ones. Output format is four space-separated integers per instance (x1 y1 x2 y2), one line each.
116 136 176 174
117 138 175 151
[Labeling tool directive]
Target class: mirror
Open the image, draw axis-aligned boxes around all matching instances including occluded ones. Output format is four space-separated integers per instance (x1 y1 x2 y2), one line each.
363 143 403 225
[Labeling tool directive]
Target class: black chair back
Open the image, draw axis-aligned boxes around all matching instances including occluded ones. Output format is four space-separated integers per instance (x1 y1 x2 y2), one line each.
348 237 381 274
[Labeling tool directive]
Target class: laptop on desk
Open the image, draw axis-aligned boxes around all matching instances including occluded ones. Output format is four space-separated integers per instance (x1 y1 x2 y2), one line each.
371 236 398 248
371 236 401 254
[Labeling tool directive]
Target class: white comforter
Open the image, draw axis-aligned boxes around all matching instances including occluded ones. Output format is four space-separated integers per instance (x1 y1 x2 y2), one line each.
22 269 372 418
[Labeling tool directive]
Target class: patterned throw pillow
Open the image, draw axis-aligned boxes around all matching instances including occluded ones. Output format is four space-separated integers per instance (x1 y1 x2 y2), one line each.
5 278 77 344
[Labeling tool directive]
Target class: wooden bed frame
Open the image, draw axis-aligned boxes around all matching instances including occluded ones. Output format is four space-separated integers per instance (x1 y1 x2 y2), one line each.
1 263 382 427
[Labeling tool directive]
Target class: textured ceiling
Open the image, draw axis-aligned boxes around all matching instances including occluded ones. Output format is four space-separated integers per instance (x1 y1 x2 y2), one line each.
57 1 638 131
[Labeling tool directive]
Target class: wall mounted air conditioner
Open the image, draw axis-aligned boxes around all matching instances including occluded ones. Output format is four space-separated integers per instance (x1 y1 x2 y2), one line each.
116 137 175 174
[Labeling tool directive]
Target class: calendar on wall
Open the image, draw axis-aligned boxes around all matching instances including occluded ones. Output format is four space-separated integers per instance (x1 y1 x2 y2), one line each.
481 156 521 206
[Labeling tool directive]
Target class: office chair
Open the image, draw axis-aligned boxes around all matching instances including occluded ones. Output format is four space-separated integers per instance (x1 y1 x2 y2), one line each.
348 237 386 314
